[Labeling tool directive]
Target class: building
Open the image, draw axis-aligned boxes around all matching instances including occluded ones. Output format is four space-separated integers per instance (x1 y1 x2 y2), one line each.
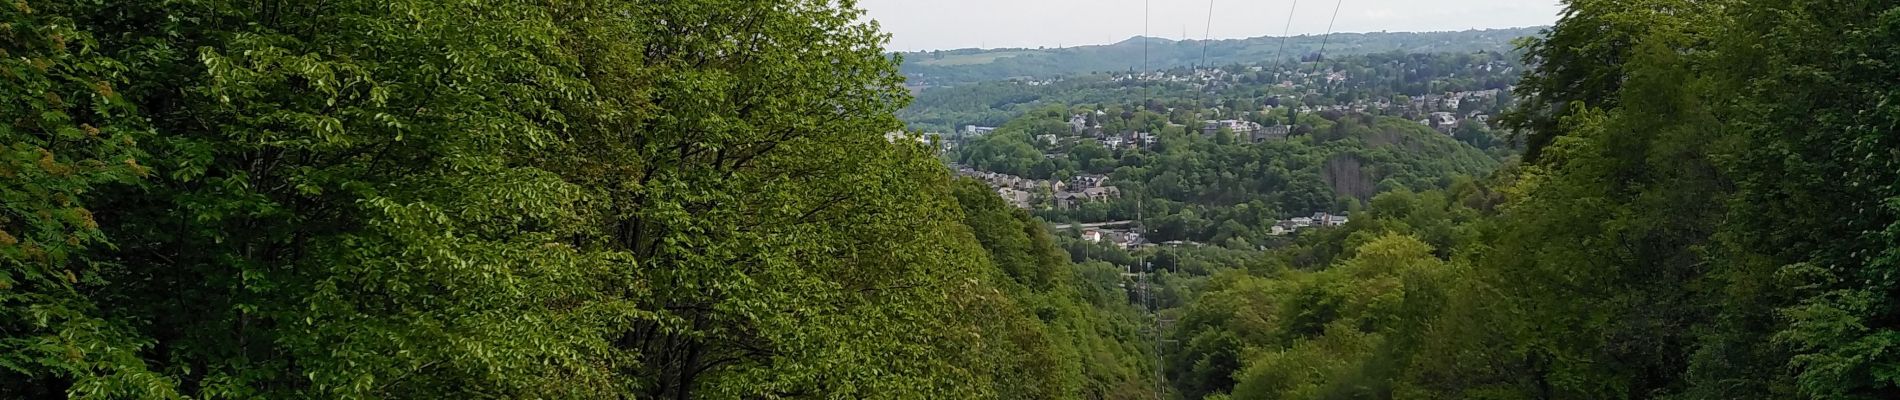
1313 212 1350 227
955 166 1065 209
1081 229 1105 243
1267 212 1350 236
1202 119 1263 137
1081 186 1121 201
1053 191 1086 210
1112 231 1146 249
963 125 997 136
1069 174 1109 189
1250 125 1291 143
996 188 1033 209
883 131 931 145
1128 132 1156 148
1429 112 1459 130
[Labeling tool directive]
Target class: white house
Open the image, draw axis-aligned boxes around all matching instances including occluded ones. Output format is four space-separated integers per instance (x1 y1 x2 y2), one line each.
1069 115 1090 133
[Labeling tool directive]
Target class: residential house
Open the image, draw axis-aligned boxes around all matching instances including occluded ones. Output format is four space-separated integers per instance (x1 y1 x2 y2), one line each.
1069 174 1109 189
1110 231 1146 250
1128 132 1156 148
1054 191 1086 210
1429 112 1459 131
883 131 931 145
1313 212 1350 227
1250 125 1291 143
996 188 1033 209
1081 186 1121 201
1202 119 1263 137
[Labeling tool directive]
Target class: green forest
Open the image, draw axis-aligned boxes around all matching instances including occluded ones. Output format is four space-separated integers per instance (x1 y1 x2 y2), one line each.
931 0 1900 398
959 109 1496 245
7 0 1900 399
1 0 1156 398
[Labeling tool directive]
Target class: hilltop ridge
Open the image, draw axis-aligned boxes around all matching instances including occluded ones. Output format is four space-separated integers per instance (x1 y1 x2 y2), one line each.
900 27 1544 86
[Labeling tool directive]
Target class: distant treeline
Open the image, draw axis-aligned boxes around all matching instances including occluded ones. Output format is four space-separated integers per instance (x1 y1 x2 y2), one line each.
899 27 1543 86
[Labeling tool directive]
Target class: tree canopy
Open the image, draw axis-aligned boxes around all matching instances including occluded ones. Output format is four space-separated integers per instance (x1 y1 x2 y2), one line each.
1147 0 1900 399
0 0 1157 398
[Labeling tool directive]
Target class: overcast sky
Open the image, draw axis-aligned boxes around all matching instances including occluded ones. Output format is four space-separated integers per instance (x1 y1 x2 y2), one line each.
858 0 1563 52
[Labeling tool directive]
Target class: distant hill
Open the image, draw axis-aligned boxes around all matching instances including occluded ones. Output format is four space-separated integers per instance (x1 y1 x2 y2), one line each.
1314 115 1500 200
899 27 1545 86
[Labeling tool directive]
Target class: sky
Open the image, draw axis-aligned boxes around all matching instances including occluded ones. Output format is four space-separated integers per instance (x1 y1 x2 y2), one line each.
858 0 1563 52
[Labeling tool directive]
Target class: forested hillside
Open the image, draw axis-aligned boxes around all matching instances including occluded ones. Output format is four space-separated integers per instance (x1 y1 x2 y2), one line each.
11 0 1900 399
0 0 1155 398
1143 0 1900 399
899 28 1540 86
958 106 1495 247
901 50 1521 144
914 0 1900 398
923 47 1517 249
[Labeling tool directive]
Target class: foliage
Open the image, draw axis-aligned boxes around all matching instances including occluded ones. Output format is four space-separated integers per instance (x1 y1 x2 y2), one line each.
12 0 1900 399
950 178 1161 399
0 3 175 397
1158 1 1900 399
0 0 1156 398
961 106 1499 247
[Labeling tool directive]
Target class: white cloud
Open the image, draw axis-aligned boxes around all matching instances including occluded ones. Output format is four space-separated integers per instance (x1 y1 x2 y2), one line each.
858 0 1562 51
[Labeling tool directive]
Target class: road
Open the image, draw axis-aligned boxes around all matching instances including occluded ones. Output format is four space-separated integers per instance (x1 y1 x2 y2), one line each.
1047 220 1137 230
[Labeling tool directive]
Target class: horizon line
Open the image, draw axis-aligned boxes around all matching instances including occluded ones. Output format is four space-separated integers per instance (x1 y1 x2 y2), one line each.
887 25 1549 53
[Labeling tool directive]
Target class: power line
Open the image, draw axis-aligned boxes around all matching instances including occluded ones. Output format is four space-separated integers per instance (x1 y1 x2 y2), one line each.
1308 0 1346 76
1199 0 1219 110
1152 262 1164 400
1136 203 1163 400
1139 2 1163 398
1199 0 1215 69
